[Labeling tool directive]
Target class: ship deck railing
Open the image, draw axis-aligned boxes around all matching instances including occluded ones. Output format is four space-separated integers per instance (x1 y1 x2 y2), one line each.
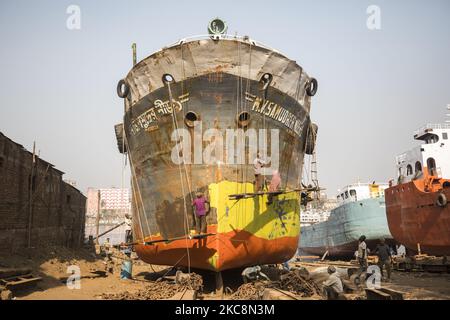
164 34 281 55
414 123 450 135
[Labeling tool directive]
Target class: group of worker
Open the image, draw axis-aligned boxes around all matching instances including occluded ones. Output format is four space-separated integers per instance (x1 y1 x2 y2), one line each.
322 235 395 300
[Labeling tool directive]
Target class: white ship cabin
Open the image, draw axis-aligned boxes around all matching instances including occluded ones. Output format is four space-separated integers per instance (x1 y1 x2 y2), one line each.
395 124 450 183
336 183 388 205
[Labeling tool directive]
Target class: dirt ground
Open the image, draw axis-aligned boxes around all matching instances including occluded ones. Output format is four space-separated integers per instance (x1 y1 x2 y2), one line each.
1 247 450 300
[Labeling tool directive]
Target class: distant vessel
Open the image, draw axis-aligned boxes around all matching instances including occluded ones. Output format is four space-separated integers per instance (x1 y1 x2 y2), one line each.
299 183 393 258
115 19 319 272
385 119 450 256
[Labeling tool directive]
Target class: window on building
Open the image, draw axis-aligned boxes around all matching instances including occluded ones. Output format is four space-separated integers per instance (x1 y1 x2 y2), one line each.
406 164 413 176
0 157 4 168
66 195 71 204
415 161 422 173
443 132 448 140
345 191 349 199
427 158 437 176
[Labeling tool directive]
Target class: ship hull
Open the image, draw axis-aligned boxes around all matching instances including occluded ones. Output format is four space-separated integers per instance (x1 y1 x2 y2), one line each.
135 225 298 271
299 197 393 258
125 68 310 271
385 180 450 256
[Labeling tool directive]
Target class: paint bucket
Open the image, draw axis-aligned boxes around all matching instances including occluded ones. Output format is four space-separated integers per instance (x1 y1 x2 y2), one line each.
120 260 132 280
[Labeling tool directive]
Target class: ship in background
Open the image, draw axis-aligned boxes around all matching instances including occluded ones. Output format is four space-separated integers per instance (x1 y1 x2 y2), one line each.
114 19 319 272
299 182 394 258
385 109 450 256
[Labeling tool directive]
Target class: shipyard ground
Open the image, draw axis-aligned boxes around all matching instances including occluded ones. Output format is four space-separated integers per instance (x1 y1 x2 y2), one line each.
1 246 450 300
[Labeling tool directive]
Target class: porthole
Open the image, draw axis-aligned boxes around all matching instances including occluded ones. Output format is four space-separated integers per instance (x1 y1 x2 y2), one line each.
236 111 251 128
185 111 199 127
162 74 175 84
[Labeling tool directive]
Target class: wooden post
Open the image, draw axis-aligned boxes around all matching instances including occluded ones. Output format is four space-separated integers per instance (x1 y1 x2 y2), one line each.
95 189 101 245
27 142 36 248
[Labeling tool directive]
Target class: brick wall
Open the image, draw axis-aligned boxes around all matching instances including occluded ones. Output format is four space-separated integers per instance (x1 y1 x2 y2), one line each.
0 132 86 253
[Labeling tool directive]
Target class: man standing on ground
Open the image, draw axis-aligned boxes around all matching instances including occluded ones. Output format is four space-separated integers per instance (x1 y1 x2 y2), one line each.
124 214 132 243
357 235 368 276
322 266 344 300
374 238 393 281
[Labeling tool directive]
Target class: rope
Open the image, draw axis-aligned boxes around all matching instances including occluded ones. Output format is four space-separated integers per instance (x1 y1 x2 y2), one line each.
284 70 304 190
244 40 252 191
166 80 192 274
179 43 194 205
124 132 152 242
235 40 241 188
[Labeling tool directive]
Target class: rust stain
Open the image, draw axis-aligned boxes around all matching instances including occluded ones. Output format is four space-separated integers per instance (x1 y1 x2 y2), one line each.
207 65 226 83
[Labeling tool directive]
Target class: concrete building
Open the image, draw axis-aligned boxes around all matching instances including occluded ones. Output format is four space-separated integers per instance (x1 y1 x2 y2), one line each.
300 193 337 226
0 132 86 254
85 188 130 245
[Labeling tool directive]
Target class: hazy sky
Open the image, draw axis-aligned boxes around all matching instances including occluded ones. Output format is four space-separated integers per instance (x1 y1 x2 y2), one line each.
0 0 449 196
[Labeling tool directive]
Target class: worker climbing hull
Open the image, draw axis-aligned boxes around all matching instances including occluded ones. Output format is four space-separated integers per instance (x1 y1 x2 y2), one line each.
115 31 318 271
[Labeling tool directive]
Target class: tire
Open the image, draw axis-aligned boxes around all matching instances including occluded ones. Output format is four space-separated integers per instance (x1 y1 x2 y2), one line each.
117 79 130 98
436 193 447 207
305 78 318 97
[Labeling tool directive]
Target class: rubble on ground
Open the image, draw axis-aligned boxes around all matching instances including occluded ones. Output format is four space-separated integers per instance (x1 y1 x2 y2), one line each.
230 270 321 300
100 272 203 300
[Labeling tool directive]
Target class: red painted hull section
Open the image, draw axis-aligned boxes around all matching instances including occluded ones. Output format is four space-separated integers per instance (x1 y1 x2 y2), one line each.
385 179 450 256
135 225 299 271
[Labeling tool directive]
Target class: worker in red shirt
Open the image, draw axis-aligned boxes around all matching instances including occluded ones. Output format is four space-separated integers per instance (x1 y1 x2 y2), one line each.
192 191 208 234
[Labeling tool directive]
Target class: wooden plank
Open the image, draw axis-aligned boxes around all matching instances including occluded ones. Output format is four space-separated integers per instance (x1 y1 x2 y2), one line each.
365 288 392 300
0 274 42 289
0 268 32 279
378 288 404 300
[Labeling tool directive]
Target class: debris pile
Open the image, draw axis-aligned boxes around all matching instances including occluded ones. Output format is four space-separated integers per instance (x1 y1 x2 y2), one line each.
230 283 265 300
230 270 321 300
272 271 321 297
100 272 203 300
175 272 203 291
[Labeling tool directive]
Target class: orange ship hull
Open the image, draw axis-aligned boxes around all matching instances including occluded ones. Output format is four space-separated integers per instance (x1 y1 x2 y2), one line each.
385 176 450 256
135 225 298 271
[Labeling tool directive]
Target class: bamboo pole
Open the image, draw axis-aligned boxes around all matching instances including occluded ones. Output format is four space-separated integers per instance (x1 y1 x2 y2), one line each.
27 141 36 248
95 189 101 245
